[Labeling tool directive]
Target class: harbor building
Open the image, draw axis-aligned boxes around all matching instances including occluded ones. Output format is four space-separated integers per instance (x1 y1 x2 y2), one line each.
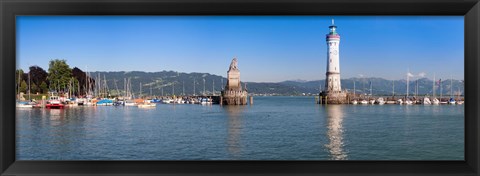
221 58 248 105
320 19 348 104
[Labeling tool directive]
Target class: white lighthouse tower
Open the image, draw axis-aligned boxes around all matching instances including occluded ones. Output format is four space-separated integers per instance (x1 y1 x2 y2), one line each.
320 19 347 104
325 19 341 93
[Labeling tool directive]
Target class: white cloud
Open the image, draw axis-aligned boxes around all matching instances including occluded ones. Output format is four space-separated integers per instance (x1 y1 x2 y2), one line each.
407 72 415 78
418 72 426 78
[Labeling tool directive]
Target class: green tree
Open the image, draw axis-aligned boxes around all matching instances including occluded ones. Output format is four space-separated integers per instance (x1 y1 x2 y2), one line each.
31 83 38 94
40 81 48 94
47 59 72 93
29 65 48 88
20 80 27 93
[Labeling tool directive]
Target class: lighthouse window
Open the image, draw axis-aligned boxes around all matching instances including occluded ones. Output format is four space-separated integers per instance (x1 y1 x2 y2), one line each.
330 59 332 63
335 67 337 71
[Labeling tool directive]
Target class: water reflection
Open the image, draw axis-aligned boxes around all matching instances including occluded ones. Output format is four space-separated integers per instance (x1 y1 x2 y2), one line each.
224 106 245 158
324 105 347 160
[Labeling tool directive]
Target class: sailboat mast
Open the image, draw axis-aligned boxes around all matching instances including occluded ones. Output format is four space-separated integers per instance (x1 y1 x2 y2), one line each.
433 73 435 98
370 81 372 96
440 79 443 100
17 70 21 98
392 80 395 97
353 81 356 97
28 71 31 100
415 80 418 97
406 70 409 97
450 76 453 98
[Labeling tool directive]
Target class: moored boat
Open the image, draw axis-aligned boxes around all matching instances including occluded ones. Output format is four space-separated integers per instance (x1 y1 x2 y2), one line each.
46 95 64 109
16 102 33 108
448 98 456 105
138 103 157 108
423 97 432 105
404 99 413 105
360 100 368 104
375 97 385 105
96 99 114 106
397 99 403 105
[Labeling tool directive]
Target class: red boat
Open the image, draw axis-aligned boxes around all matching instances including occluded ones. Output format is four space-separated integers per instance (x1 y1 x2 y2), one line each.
46 96 65 109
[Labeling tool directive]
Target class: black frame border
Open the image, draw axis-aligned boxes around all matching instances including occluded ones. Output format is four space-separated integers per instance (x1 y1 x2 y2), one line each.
1 0 479 175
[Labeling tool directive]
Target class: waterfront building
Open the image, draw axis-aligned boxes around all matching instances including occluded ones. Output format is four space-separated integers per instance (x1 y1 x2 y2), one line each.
320 19 348 104
221 58 248 105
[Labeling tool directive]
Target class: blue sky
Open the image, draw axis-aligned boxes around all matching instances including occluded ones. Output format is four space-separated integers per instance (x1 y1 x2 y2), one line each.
17 16 463 82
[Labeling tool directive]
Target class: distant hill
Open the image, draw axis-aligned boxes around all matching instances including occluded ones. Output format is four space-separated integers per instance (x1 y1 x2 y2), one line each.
90 71 464 96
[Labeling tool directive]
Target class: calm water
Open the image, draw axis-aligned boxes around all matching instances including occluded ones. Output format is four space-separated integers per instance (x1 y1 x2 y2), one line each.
16 96 464 160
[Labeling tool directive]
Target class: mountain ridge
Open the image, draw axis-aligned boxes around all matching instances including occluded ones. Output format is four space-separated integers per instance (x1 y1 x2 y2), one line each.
90 70 464 96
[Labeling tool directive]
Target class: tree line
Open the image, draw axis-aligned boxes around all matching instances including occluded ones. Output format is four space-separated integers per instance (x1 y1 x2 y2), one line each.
16 59 96 96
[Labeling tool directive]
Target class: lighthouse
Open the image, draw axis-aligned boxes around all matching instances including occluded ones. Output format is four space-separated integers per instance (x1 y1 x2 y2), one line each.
325 19 341 92
320 19 348 104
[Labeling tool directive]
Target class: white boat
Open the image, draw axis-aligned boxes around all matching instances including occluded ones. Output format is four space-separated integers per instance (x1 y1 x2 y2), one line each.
448 98 456 105
351 100 358 104
46 95 65 109
397 99 403 105
162 98 173 104
456 101 464 105
138 103 156 108
124 100 137 106
404 99 413 105
375 97 385 105
176 98 185 104
423 97 432 105
360 100 368 104
76 98 86 106
16 102 33 108
432 98 440 105
386 100 396 104
369 99 375 104
200 98 212 105
440 98 448 104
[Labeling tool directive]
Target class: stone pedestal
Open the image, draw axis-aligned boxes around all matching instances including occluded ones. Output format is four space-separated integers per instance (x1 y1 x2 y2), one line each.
320 91 348 104
221 90 248 105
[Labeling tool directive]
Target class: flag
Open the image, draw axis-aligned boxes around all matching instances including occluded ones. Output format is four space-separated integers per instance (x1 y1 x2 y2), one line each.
437 79 441 86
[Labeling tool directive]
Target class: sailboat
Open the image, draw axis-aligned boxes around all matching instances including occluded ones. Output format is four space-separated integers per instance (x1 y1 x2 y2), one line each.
448 76 456 105
350 81 357 104
456 85 464 105
404 70 413 105
439 79 448 104
431 74 439 105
